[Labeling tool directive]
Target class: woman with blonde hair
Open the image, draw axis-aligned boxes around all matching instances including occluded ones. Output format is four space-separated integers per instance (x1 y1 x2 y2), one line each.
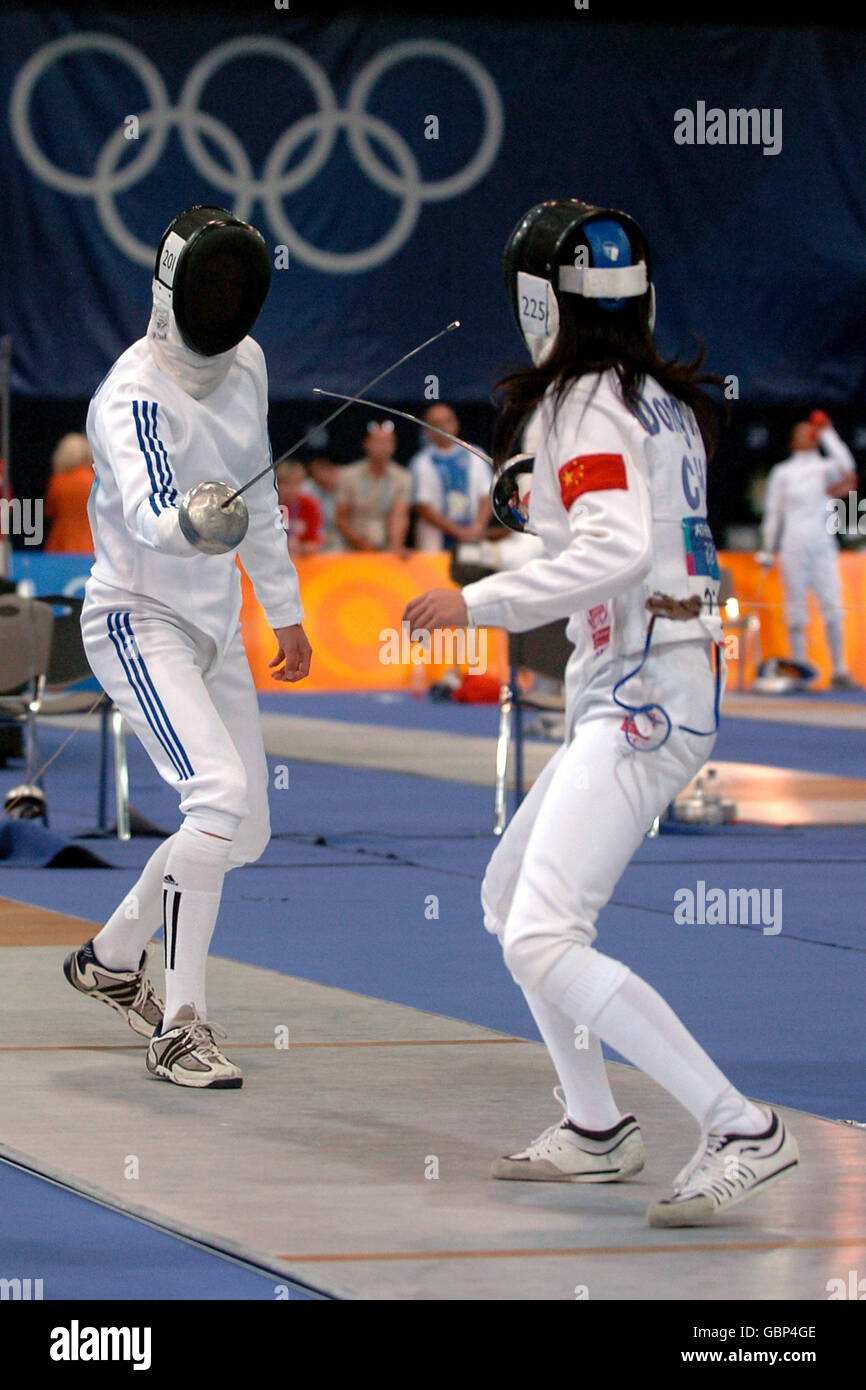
44 432 94 552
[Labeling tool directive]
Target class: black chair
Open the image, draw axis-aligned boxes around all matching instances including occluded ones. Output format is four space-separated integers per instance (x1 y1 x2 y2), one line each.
0 595 55 820
36 594 130 839
0 581 23 761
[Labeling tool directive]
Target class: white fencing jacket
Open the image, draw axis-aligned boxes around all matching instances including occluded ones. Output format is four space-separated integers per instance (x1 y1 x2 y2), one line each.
85 335 303 649
463 370 723 715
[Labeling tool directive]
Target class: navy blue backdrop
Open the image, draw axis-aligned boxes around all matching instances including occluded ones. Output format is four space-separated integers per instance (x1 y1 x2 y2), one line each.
2 9 866 407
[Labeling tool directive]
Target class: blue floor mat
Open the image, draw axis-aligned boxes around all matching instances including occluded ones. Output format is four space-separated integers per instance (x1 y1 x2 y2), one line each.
714 714 866 777
0 1159 323 1300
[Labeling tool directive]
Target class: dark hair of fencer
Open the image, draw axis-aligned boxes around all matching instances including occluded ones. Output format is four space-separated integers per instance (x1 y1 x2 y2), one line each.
493 261 724 470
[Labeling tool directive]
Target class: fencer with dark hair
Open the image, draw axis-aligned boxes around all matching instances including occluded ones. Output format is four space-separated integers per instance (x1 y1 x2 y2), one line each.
64 206 312 1088
405 199 798 1226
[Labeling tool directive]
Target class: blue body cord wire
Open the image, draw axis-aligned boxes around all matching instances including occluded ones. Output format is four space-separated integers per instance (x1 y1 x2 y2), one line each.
611 615 723 751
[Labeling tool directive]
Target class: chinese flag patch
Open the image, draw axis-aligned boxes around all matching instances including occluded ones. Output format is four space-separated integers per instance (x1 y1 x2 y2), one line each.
558 454 628 510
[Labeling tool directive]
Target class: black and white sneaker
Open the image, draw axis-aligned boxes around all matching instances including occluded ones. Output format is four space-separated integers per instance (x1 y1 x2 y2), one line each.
146 1005 242 1089
492 1087 645 1182
647 1108 799 1227
63 939 163 1038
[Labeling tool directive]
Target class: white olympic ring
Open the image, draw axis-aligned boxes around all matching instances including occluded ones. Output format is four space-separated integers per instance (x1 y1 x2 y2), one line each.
345 39 503 202
95 108 255 265
262 110 422 274
9 32 504 274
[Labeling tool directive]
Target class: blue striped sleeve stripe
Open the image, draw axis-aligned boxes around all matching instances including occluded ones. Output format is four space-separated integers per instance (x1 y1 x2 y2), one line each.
106 613 193 781
143 402 176 509
132 400 176 516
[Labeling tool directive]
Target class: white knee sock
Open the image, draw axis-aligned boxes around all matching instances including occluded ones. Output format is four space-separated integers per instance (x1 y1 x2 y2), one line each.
522 988 623 1131
162 824 232 1028
539 947 767 1134
92 835 177 971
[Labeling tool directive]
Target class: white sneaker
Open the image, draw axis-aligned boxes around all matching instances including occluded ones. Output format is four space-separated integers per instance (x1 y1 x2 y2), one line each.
63 939 163 1038
145 1005 242 1089
492 1087 645 1183
648 1108 799 1227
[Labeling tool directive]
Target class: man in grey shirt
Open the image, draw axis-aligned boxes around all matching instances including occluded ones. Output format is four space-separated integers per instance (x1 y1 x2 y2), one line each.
336 422 411 553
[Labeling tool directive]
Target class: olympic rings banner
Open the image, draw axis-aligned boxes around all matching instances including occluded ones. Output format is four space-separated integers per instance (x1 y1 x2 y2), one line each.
4 10 866 403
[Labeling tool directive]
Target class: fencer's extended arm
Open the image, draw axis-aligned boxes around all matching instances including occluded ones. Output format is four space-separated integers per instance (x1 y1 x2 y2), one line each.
461 457 652 632
817 424 857 484
96 391 198 557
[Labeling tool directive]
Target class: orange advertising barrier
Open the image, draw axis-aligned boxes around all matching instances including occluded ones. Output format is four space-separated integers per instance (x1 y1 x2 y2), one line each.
719 550 866 689
240 552 508 692
240 549 866 694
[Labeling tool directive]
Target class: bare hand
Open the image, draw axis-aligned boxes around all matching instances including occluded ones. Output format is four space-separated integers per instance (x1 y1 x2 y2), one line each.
270 624 312 683
403 588 469 633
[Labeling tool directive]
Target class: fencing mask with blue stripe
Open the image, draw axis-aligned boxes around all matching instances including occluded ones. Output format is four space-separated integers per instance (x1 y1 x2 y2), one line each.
504 199 655 366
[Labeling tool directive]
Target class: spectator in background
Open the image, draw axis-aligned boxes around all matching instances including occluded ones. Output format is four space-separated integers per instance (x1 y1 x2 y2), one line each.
276 461 323 557
44 432 94 551
336 422 410 554
302 453 343 552
410 403 492 552
758 410 858 688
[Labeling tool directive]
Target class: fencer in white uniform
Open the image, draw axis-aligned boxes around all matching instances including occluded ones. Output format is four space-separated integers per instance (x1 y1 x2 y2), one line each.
760 412 856 687
406 200 798 1226
64 206 311 1088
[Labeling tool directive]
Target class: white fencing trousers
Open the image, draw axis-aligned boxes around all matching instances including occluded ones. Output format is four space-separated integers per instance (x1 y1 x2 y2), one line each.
779 543 843 631
482 640 720 992
81 598 270 867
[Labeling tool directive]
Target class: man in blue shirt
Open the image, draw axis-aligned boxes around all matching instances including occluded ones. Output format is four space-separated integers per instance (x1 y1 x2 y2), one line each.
410 403 492 552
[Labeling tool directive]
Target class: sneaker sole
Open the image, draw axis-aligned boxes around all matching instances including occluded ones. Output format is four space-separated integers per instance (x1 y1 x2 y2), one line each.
63 951 159 1039
647 1153 799 1228
492 1137 646 1183
146 1056 243 1089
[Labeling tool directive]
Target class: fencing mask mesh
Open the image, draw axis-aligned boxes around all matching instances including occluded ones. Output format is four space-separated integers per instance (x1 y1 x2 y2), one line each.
154 206 272 357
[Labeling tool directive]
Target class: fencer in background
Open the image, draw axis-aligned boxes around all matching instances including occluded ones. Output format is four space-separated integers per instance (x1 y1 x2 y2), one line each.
758 411 858 689
406 199 798 1227
64 206 311 1088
